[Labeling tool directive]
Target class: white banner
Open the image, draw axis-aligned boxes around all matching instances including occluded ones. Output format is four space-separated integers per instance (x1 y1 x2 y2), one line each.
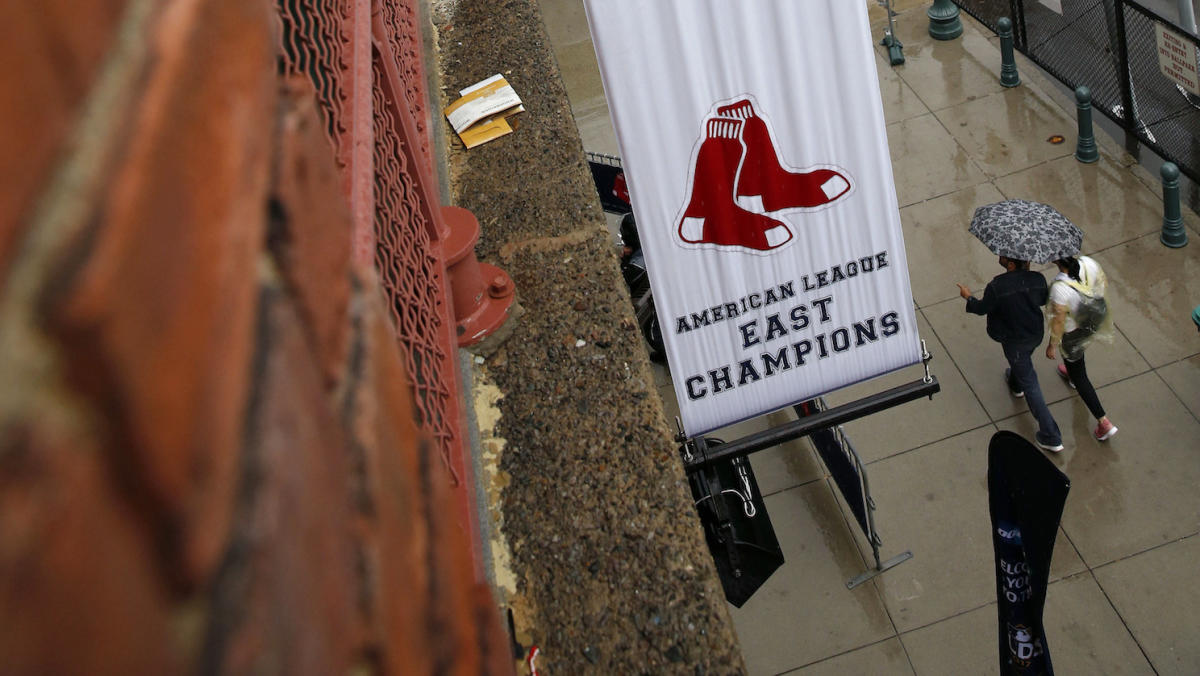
585 0 922 435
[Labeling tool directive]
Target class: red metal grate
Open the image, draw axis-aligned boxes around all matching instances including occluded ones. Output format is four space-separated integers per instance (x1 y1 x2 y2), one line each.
276 0 354 169
275 0 466 488
371 51 462 486
376 0 434 174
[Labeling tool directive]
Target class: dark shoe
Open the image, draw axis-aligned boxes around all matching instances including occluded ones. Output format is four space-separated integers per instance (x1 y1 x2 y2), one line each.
1035 432 1064 453
1005 368 1024 398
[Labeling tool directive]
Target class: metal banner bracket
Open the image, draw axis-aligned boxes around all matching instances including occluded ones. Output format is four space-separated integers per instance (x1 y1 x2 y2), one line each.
847 550 914 589
681 375 940 602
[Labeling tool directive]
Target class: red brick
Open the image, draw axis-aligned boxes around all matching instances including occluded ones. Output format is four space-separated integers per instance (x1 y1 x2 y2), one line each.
418 410 490 676
0 421 177 675
44 0 279 585
269 76 354 389
342 274 433 673
0 1 128 270
473 581 516 674
201 283 360 675
343 268 509 674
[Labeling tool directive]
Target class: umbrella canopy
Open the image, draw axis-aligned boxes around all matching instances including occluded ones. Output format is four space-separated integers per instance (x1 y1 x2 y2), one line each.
968 199 1083 264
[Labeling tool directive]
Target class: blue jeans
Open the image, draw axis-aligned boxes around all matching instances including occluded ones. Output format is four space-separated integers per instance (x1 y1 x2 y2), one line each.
1003 342 1062 446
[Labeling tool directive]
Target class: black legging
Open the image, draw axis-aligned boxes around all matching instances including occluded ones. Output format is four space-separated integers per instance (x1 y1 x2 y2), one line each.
1064 355 1105 419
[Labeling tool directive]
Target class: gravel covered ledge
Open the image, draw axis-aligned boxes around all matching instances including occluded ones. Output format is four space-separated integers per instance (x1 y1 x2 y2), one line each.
430 1 744 673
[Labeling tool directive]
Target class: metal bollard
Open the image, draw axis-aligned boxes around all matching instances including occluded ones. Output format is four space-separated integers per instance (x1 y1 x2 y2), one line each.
998 18 1020 87
1074 86 1099 163
880 0 905 66
928 0 963 41
1160 163 1189 248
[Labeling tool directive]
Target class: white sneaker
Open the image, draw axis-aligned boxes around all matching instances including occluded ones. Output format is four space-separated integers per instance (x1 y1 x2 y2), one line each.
1035 435 1064 453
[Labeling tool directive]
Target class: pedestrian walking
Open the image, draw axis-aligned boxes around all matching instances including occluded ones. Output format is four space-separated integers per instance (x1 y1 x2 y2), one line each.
1045 255 1117 441
958 256 1064 452
1193 304 1200 333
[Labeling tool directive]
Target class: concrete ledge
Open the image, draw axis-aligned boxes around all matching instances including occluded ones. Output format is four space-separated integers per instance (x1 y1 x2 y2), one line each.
430 0 745 673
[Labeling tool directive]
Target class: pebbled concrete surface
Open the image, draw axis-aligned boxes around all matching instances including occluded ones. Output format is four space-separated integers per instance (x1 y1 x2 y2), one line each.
430 0 745 673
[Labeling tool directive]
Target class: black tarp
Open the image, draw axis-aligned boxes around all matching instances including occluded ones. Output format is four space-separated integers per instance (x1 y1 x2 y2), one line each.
687 439 784 607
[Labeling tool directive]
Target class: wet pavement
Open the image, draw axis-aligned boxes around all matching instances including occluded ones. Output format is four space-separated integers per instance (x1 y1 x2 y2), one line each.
543 2 1200 674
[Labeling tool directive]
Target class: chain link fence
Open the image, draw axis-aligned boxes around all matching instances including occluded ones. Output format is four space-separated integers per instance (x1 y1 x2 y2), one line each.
956 0 1200 183
277 0 468 487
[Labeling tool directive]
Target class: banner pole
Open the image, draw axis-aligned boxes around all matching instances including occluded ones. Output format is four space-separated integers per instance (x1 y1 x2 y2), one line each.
683 376 940 473
879 0 905 65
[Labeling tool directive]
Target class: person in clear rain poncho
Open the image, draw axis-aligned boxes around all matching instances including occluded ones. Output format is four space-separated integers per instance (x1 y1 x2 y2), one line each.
1045 255 1118 441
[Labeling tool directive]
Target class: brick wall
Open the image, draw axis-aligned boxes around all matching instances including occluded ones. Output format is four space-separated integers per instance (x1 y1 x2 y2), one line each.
0 2 508 673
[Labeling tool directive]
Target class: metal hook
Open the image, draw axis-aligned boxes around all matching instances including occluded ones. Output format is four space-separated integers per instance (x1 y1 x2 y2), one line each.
694 489 756 518
731 489 756 518
734 461 757 517
920 339 933 384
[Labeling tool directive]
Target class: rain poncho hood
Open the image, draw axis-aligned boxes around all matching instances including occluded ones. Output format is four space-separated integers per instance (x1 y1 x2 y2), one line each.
1048 256 1113 360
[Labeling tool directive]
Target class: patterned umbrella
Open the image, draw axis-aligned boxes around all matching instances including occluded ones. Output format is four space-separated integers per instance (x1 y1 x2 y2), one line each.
968 199 1083 264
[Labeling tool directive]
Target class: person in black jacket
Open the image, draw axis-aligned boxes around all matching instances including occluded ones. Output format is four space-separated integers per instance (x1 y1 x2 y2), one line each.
957 256 1064 452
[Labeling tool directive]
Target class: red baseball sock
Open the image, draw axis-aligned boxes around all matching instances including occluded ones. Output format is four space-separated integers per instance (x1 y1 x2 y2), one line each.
678 117 792 251
717 99 850 213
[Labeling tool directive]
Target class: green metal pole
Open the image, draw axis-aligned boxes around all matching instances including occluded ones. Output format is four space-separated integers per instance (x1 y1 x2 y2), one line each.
998 18 1020 87
1074 86 1099 163
928 0 963 41
1160 163 1189 248
880 1 905 66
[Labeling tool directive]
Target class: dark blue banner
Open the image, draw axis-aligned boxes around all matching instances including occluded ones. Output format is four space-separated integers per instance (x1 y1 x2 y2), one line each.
795 400 869 537
988 431 1070 675
586 154 631 214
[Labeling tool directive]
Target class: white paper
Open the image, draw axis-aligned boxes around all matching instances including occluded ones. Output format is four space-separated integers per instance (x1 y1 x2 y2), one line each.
446 75 522 134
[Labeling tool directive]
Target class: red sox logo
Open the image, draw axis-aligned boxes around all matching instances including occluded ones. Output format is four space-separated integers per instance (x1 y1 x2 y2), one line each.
676 96 852 253
1007 622 1045 668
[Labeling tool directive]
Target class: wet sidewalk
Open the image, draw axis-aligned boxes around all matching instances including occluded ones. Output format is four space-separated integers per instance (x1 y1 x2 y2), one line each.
544 2 1200 674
